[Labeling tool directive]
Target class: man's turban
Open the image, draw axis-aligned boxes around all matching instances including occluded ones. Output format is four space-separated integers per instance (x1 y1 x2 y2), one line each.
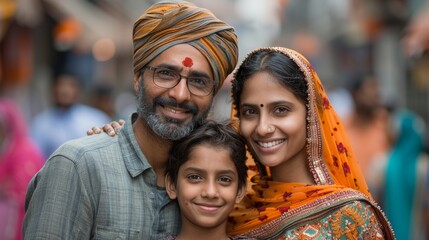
133 1 238 91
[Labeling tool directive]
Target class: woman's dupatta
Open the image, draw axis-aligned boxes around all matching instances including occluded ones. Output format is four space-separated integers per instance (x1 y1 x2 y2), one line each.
227 47 394 239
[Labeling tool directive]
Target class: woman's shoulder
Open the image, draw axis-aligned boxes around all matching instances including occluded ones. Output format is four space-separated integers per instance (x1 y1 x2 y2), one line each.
332 199 378 215
282 200 387 239
326 200 388 238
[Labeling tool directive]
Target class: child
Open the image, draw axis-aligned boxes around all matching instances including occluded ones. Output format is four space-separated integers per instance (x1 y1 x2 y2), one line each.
163 120 253 240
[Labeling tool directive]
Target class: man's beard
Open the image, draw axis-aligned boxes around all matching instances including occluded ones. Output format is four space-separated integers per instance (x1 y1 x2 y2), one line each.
136 82 210 140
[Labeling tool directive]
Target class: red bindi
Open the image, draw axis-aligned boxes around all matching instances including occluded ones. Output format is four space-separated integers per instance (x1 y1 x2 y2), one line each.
182 57 193 68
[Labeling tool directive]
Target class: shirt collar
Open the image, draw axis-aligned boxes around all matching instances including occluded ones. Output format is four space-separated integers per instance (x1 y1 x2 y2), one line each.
120 113 152 177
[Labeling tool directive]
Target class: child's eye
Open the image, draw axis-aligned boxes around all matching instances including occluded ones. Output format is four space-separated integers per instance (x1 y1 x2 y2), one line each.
218 176 232 185
187 174 203 182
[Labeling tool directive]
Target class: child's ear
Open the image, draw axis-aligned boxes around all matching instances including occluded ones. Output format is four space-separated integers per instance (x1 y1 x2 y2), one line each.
165 174 177 200
235 185 246 203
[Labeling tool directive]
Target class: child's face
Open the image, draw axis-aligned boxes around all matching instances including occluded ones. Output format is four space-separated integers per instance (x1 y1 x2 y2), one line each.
166 144 245 229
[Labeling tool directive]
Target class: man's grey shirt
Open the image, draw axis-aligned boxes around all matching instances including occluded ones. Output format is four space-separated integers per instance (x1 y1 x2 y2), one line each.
23 113 180 239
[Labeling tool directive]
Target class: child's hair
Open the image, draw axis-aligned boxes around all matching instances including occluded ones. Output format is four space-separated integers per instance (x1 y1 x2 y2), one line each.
166 120 248 190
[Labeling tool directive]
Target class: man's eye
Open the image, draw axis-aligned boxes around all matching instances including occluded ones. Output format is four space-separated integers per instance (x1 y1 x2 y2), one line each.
188 77 210 87
157 69 177 79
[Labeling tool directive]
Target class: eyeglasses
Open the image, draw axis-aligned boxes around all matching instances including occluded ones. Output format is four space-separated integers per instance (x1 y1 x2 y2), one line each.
143 66 215 96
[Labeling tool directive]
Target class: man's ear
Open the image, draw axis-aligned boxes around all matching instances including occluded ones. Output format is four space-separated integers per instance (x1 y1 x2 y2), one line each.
165 174 177 200
133 72 142 93
235 185 246 204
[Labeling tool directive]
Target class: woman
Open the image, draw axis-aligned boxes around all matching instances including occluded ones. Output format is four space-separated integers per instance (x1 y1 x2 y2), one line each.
0 99 44 240
226 47 394 239
91 47 395 239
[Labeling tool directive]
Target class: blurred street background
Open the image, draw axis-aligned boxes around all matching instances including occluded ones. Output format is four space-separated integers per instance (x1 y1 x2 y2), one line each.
1 0 428 132
1 0 429 239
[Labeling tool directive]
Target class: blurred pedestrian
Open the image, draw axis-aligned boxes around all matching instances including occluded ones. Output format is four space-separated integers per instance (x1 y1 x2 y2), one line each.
30 73 111 158
343 73 392 178
0 99 44 240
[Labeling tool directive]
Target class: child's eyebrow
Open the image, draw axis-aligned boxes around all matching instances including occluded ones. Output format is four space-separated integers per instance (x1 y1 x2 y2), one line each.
183 167 237 175
183 167 205 173
216 169 237 176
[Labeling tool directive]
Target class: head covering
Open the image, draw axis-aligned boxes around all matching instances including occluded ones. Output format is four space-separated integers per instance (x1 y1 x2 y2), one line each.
133 1 238 90
227 47 394 238
0 99 44 240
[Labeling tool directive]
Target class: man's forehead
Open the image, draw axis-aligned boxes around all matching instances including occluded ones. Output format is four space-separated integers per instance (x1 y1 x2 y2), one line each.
149 44 213 77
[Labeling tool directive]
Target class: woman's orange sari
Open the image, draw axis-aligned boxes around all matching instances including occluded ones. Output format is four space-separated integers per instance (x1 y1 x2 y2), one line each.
227 47 394 239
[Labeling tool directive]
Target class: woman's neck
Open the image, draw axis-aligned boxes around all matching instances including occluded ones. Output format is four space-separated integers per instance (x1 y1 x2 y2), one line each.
270 151 315 184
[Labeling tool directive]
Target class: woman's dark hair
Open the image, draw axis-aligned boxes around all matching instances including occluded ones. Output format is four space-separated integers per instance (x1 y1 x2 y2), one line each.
166 120 248 190
232 49 308 117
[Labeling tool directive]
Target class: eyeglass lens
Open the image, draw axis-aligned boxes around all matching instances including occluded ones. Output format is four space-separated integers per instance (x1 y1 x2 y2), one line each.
152 67 213 96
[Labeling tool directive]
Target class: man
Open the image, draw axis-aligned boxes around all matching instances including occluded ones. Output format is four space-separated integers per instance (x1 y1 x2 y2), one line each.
30 74 111 158
23 2 238 239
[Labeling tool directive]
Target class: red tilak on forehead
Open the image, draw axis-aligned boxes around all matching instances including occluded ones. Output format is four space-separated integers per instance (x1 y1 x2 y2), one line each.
182 57 193 68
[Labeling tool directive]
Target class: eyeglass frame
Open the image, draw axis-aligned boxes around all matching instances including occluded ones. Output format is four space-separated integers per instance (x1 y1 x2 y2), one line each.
142 66 216 96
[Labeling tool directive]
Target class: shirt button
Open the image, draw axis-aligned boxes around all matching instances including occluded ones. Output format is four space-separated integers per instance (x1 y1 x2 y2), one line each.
149 192 155 199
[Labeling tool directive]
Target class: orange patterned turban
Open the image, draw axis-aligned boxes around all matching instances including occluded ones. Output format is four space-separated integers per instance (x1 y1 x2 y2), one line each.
133 1 239 91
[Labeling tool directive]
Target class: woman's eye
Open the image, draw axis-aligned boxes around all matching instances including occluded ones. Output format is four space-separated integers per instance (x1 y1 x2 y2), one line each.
274 106 289 114
241 108 257 116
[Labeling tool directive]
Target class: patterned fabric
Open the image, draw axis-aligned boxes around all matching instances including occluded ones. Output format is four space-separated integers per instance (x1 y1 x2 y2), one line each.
227 47 395 239
133 1 238 90
23 113 181 240
281 201 385 240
